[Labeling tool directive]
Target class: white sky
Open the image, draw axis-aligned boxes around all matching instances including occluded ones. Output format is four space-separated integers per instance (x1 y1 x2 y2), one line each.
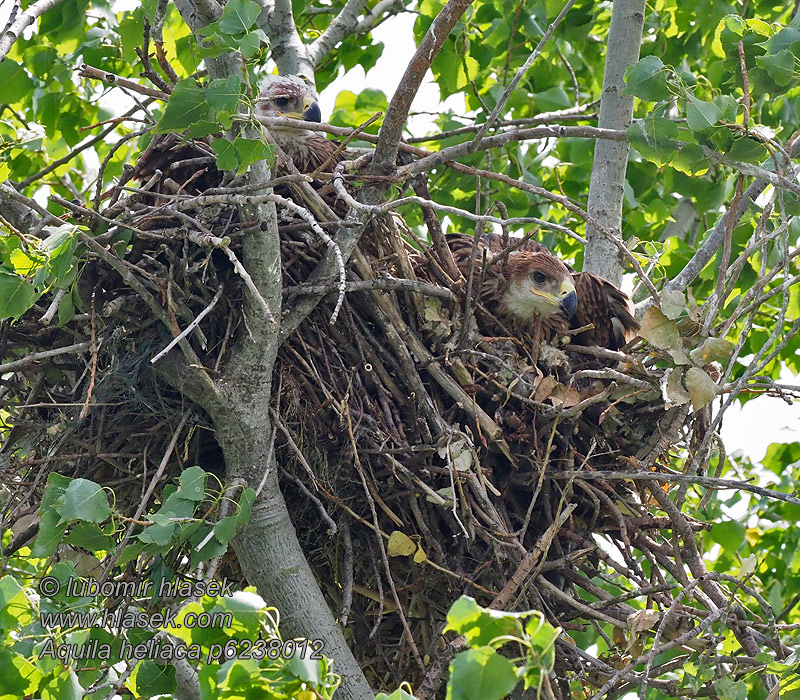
1 3 797 464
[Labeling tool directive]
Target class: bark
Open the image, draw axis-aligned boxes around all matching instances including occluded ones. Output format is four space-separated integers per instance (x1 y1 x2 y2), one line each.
254 0 315 78
583 0 646 286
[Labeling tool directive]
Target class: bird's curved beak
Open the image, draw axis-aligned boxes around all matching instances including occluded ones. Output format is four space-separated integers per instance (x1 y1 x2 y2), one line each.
302 100 322 123
558 280 578 319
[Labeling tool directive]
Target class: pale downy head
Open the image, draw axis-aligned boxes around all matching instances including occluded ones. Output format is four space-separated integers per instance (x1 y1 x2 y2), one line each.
501 252 578 321
255 75 322 132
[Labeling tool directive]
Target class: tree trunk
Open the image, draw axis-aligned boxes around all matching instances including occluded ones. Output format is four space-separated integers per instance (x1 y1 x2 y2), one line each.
583 0 646 285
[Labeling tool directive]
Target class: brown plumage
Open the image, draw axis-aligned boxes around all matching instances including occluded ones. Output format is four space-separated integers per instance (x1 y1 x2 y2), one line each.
444 233 639 350
132 132 221 196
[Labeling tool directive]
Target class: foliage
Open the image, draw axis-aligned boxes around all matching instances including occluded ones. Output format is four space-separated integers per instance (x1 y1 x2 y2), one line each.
0 472 340 699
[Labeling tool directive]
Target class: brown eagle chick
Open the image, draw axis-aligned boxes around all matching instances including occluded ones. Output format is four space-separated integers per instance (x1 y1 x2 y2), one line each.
445 233 638 350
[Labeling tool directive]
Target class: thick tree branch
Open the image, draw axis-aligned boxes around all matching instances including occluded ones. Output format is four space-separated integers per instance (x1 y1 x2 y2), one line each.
371 0 475 170
0 0 65 62
583 0 646 285
254 0 314 77
308 0 369 65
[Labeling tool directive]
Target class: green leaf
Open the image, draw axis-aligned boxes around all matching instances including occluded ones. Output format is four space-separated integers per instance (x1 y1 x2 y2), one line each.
219 0 261 35
59 478 111 524
213 515 238 545
0 269 39 319
239 30 268 59
623 56 671 101
757 49 796 86
134 661 177 696
155 80 211 133
63 522 115 551
233 137 272 174
714 674 748 700
444 595 521 646
138 522 178 545
627 117 678 167
686 95 722 132
726 136 769 164
206 76 242 121
31 474 72 557
0 60 34 104
709 520 746 552
177 466 208 501
185 120 219 138
449 647 518 700
211 137 238 171
673 143 712 176
0 650 43 697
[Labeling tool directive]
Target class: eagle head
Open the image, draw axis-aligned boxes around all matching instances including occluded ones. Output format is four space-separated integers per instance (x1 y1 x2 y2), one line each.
502 253 577 320
256 75 322 124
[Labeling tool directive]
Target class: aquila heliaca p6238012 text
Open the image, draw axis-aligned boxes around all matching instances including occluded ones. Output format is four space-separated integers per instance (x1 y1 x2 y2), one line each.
445 233 639 350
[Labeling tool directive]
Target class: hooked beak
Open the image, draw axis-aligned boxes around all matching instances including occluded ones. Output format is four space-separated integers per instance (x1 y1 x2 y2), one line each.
558 280 578 319
302 101 322 123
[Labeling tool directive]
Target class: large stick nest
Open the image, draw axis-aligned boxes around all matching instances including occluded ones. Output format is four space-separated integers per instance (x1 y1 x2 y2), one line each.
2 155 777 697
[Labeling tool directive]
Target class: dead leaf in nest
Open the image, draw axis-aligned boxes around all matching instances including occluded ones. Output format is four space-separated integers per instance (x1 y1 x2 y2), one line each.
422 297 452 339
627 608 661 633
641 307 691 364
661 368 690 408
685 366 719 409
388 530 428 563
388 530 417 557
660 289 687 320
533 375 558 403
438 438 473 471
626 608 662 652
548 383 581 407
640 307 682 350
413 543 428 563
689 337 734 365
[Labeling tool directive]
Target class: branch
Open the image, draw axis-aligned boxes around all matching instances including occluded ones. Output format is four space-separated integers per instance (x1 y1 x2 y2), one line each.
0 183 41 234
583 0 646 285
308 0 369 65
371 0 475 170
355 0 403 33
278 0 475 342
0 0 65 62
254 0 314 77
77 64 170 100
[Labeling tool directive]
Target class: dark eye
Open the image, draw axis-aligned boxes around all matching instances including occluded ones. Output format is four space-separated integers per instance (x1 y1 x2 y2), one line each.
275 97 289 108
532 271 547 284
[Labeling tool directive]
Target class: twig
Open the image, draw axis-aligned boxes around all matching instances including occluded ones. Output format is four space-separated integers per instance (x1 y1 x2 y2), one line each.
78 64 170 100
473 0 578 141
0 341 91 372
283 276 454 299
151 285 224 364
